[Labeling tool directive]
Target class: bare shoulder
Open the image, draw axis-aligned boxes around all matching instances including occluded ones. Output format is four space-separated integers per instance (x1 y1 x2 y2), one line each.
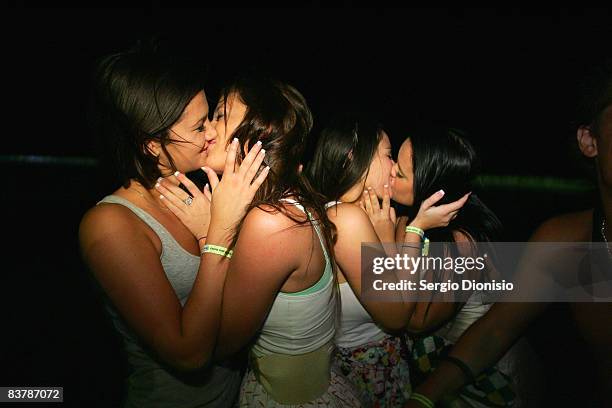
242 204 306 235
79 203 149 256
326 202 370 228
530 209 593 242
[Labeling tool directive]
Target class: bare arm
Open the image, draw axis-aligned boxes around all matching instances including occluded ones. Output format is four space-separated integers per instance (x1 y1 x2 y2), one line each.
79 205 227 371
214 206 306 359
404 216 565 406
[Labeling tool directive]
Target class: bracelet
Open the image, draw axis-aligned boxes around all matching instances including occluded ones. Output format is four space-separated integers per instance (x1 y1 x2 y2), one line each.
405 226 430 256
439 355 476 385
200 244 233 259
408 392 434 408
405 225 425 238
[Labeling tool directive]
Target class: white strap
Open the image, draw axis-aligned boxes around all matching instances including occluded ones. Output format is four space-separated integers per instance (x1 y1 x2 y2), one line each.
324 200 342 209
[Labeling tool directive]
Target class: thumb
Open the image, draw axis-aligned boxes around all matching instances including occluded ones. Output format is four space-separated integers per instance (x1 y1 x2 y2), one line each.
202 166 220 190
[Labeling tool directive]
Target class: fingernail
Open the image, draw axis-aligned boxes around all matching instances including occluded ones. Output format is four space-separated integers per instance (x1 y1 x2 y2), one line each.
159 195 165 199
439 189 445 195
384 184 388 188
174 171 180 177
256 140 262 145
201 166 208 171
261 149 266 154
233 138 238 143
155 183 160 188
204 183 209 189
157 177 162 182
265 166 270 171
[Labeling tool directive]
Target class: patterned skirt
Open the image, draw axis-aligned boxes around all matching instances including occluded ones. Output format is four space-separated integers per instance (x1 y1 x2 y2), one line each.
238 363 364 407
333 336 412 408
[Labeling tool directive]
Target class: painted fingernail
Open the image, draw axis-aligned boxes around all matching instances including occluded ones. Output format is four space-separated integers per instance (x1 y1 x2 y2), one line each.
159 195 165 199
233 138 238 143
204 183 209 189
261 149 265 154
155 183 160 188
265 166 270 171
174 171 180 177
157 177 163 182
256 140 262 145
439 189 445 195
201 166 208 171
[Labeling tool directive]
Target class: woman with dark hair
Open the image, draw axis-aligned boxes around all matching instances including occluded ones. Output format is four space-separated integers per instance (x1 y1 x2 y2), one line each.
403 61 612 408
305 114 470 407
79 47 268 407
382 128 522 407
156 77 363 407
389 127 503 339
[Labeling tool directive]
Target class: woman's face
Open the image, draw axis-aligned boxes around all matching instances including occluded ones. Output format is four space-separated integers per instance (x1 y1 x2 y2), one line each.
363 131 395 198
205 92 248 173
157 90 217 173
390 138 415 205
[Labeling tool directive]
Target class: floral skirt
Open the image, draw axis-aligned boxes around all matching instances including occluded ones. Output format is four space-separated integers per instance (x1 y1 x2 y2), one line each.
333 336 412 408
238 363 364 407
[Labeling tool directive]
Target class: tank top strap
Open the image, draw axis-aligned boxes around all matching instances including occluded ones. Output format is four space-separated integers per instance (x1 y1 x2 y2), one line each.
96 195 196 259
279 198 330 265
324 200 342 209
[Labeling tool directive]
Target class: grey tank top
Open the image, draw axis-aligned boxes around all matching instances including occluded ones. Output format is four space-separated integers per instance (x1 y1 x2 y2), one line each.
97 195 242 408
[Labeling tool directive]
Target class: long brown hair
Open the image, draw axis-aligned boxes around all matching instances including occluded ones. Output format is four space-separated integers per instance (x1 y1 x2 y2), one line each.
221 76 338 279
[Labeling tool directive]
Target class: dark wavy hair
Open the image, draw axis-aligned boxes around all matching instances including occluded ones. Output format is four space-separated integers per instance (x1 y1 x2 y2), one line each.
90 42 206 189
305 113 384 204
404 127 503 245
220 77 337 273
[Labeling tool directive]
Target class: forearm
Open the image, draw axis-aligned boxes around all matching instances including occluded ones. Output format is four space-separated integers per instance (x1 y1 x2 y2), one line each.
412 302 547 402
176 225 233 368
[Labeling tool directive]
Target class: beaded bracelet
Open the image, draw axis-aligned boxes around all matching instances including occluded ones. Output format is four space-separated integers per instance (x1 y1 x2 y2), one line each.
408 392 434 408
200 244 233 259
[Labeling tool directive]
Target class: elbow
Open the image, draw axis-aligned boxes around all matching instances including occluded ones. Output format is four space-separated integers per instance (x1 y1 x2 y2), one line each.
405 316 438 335
163 350 213 372
379 318 410 334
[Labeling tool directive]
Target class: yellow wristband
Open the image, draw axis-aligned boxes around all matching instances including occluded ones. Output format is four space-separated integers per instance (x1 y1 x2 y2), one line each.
201 244 233 259
405 225 425 239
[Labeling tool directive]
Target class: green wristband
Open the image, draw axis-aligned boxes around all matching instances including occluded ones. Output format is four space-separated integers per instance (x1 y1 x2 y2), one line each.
201 244 233 259
405 225 425 239
409 392 435 408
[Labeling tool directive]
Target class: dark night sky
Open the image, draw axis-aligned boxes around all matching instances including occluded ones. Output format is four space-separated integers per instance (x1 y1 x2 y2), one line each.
2 7 612 407
5 7 612 178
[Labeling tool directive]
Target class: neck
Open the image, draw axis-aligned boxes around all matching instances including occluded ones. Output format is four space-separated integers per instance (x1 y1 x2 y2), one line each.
131 177 178 211
340 182 366 204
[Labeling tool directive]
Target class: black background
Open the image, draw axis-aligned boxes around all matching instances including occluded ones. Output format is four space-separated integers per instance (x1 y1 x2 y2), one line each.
3 6 611 407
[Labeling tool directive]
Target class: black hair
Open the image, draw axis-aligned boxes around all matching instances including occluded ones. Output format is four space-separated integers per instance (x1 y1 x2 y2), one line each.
305 113 384 203
404 127 503 245
89 41 206 189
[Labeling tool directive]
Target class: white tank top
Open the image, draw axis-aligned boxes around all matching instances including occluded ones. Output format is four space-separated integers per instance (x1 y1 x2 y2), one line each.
325 201 386 349
251 199 336 358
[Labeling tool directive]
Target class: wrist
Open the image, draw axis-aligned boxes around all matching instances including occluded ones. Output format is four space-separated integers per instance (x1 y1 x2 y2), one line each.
206 222 234 246
408 219 426 231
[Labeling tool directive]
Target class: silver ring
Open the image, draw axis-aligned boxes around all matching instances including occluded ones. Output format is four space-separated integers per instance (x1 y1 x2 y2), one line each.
184 196 193 206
